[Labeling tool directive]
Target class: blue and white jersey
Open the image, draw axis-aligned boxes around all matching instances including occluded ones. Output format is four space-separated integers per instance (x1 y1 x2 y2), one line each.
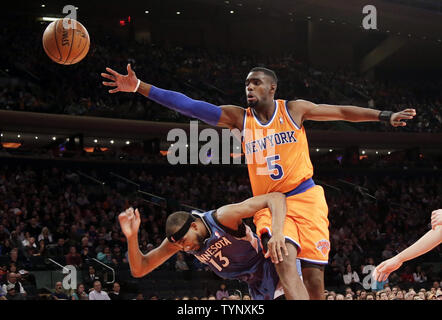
190 210 282 300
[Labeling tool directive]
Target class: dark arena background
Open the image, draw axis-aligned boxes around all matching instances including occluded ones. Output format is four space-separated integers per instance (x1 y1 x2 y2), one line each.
0 0 441 307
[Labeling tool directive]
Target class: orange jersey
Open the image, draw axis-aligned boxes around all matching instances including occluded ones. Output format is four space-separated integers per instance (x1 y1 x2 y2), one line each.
242 99 314 196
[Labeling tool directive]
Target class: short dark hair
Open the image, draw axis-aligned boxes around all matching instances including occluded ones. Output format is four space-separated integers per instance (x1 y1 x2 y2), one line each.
165 211 191 239
249 67 278 84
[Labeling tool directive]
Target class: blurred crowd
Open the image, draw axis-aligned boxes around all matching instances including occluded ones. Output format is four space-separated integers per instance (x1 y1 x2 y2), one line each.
1 19 441 133
0 160 440 300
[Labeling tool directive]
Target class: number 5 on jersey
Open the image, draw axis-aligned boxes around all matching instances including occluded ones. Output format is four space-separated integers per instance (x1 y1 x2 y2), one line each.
266 154 284 180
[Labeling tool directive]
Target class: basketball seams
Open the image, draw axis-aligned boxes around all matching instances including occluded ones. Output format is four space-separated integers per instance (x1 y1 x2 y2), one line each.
64 23 75 65
53 20 63 62
69 31 89 64
42 41 62 62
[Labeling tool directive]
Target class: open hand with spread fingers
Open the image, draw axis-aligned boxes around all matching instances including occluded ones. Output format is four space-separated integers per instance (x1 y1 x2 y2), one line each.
101 64 139 93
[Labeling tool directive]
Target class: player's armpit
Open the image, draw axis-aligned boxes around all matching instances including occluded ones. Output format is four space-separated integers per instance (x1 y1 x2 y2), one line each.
218 105 246 129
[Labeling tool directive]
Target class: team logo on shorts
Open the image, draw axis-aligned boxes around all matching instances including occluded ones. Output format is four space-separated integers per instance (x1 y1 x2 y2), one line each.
316 239 330 257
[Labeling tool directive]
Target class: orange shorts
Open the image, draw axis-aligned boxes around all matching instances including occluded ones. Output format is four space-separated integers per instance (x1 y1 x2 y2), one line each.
253 185 330 265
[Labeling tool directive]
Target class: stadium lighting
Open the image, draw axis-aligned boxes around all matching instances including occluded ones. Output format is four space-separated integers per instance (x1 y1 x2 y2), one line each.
230 10 234 14
125 141 130 145
316 148 319 152
35 136 39 140
329 149 333 152
52 136 56 140
17 134 21 138
110 140 114 144
176 11 181 15
41 4 45 7
362 150 366 154
41 17 59 22
145 10 149 14
94 139 98 143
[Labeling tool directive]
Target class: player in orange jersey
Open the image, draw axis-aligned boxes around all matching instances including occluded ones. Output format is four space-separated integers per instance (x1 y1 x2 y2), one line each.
102 64 416 299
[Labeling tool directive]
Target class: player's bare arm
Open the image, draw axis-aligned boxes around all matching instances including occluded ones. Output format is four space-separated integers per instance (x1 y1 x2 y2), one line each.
101 64 244 130
287 99 416 128
373 225 442 282
216 192 288 263
118 207 179 277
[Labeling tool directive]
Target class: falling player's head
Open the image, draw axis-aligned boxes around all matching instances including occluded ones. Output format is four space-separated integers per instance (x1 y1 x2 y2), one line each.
165 211 206 252
245 67 278 108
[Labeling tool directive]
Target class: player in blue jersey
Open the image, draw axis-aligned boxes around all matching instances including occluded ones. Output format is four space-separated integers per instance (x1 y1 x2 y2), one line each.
118 192 309 300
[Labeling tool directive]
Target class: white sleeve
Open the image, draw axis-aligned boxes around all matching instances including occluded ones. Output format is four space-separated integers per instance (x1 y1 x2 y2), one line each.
353 272 360 283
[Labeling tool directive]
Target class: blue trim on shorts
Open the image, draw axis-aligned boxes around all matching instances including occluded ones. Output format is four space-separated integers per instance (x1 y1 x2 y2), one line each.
284 178 315 197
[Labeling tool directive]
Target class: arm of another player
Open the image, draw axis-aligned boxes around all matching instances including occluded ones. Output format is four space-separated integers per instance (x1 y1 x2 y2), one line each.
101 64 244 130
288 99 416 127
118 207 179 277
216 192 288 264
372 225 442 282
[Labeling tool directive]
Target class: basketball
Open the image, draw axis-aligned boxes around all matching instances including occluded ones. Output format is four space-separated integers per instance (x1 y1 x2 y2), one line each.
42 18 90 65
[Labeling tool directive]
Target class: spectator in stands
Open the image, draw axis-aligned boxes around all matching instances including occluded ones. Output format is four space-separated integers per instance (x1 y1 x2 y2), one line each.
83 266 102 291
88 280 110 300
413 265 427 283
242 293 251 300
25 218 41 240
65 246 82 268
5 284 25 300
134 292 144 300
97 246 113 265
216 283 229 300
335 294 345 300
366 293 375 300
175 252 189 271
1 272 26 297
52 281 69 300
108 282 123 300
399 266 415 283
38 227 54 245
342 264 361 292
52 238 68 257
71 283 89 300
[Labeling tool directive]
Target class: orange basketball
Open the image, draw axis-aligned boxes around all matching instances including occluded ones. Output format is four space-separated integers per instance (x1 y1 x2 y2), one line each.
42 18 90 65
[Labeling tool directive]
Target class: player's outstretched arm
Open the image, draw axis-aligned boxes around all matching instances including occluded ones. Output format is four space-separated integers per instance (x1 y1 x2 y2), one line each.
288 99 416 127
216 192 288 263
373 225 442 282
101 64 244 129
118 207 179 277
